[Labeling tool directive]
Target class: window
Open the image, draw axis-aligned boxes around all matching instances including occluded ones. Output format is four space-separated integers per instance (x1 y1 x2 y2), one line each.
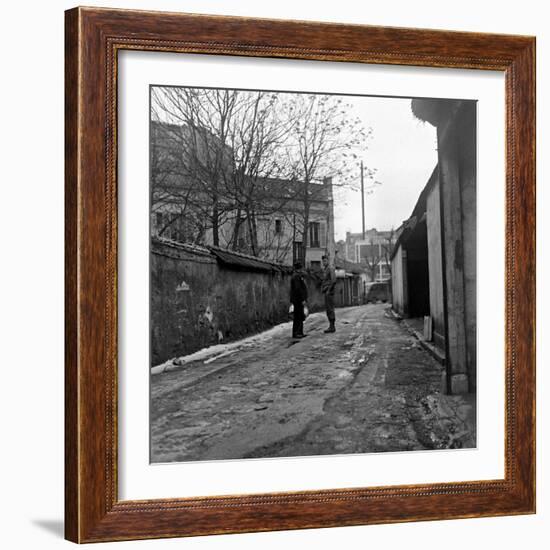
165 214 175 240
157 212 173 239
155 212 163 235
161 212 185 241
293 241 304 264
275 219 282 234
308 222 320 248
359 243 379 262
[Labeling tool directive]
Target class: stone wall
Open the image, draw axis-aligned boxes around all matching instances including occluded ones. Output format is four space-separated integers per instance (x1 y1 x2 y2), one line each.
151 239 327 364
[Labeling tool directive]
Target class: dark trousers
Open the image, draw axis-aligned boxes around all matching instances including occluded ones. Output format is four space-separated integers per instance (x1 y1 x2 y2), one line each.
324 293 335 323
292 302 305 336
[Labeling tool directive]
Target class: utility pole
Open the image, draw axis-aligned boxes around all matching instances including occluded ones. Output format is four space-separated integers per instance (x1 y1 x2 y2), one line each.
361 160 365 240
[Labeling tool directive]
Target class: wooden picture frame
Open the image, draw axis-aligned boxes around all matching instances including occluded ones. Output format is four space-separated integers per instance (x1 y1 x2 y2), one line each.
65 6 536 543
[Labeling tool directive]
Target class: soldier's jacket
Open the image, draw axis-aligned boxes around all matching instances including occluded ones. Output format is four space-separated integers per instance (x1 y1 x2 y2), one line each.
321 264 336 295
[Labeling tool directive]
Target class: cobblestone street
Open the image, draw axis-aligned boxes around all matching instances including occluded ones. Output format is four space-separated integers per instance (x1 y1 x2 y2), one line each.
151 303 475 462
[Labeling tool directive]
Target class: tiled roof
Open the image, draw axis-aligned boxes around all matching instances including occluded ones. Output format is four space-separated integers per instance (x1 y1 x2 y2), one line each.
208 245 292 273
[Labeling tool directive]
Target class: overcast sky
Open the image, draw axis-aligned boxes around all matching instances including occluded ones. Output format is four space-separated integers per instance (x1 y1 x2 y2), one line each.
332 95 438 241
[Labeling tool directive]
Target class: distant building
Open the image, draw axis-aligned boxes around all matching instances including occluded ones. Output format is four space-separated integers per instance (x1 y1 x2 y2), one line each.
344 229 394 282
150 121 335 267
333 255 371 306
150 120 234 246
226 175 335 269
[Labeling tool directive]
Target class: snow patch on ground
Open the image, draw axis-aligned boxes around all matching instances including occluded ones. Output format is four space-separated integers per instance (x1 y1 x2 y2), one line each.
151 316 316 375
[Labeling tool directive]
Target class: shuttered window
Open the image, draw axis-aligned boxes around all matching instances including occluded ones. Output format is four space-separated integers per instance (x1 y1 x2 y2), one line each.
308 222 320 248
319 222 327 248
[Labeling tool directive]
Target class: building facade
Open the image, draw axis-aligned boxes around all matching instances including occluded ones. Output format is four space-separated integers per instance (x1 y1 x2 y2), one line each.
344 229 394 282
150 121 336 268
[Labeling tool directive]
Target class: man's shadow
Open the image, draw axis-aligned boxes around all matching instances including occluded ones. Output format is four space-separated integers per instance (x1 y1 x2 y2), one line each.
32 519 64 538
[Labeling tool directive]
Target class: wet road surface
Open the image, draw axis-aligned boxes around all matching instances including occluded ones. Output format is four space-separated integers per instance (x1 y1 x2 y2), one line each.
151 303 475 463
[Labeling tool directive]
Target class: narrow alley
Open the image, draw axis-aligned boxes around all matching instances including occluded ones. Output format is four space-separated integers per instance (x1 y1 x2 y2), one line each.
151 303 475 463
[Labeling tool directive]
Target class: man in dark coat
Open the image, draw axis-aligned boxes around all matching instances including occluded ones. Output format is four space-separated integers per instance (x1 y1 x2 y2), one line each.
321 255 336 333
290 261 308 338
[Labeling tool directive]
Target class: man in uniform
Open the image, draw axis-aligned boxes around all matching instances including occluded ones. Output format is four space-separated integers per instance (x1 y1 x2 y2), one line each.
290 261 308 339
321 255 336 333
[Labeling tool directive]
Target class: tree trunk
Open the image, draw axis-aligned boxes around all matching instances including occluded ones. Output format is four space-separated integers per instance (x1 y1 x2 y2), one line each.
231 209 242 250
211 167 220 246
246 208 259 256
301 186 310 266
212 201 219 246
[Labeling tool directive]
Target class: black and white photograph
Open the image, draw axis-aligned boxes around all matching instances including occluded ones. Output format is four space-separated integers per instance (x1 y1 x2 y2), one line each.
149 85 477 463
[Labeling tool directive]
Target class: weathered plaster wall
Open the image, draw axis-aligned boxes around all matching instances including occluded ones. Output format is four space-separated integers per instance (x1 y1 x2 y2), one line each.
151 240 327 364
437 100 477 393
426 179 445 349
391 245 407 316
457 102 477 390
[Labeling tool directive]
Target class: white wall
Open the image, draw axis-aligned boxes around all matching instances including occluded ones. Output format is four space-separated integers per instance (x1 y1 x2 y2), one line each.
391 245 406 314
1 1 547 549
426 181 445 343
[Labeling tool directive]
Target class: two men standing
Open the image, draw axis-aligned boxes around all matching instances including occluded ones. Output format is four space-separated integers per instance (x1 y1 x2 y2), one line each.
290 255 336 338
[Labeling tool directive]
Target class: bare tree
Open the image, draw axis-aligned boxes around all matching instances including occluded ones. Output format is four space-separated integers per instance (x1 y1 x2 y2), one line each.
278 94 374 259
151 87 242 246
363 238 383 282
220 91 297 255
150 88 376 264
151 87 299 253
